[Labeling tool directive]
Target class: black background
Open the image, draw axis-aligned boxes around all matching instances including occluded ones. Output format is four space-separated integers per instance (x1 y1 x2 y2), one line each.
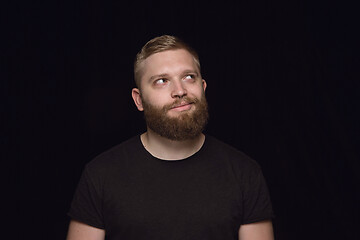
5 0 359 239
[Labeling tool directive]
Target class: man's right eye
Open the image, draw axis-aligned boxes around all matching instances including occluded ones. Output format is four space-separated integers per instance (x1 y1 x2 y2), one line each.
154 79 167 85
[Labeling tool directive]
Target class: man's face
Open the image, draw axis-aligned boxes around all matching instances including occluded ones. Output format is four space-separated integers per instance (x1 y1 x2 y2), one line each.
132 49 208 141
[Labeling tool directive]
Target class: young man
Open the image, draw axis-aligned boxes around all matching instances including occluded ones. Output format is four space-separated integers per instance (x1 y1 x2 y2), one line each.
67 35 274 240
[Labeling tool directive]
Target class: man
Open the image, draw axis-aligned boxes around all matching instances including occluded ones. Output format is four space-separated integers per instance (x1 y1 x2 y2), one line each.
67 35 274 240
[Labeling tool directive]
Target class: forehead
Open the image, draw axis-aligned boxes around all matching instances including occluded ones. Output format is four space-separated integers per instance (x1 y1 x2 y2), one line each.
140 49 199 81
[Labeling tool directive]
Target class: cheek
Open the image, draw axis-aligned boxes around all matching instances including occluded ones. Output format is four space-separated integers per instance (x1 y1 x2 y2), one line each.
189 86 205 98
144 94 171 107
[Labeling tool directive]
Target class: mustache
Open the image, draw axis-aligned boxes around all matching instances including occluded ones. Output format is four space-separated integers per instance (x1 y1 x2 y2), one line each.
163 97 199 111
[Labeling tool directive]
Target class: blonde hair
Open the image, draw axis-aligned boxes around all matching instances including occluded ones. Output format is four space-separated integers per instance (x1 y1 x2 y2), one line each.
134 35 201 88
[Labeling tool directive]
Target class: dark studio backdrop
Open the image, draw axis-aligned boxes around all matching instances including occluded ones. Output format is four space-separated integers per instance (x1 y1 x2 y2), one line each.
5 0 359 239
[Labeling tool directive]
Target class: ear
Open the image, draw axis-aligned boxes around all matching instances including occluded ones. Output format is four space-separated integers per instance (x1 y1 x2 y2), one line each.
202 79 207 92
131 88 144 111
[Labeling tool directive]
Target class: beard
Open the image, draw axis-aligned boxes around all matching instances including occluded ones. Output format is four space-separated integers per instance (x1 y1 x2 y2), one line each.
141 95 209 141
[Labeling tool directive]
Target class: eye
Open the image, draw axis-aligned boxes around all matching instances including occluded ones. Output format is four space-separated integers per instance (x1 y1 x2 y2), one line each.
154 78 168 85
184 74 195 81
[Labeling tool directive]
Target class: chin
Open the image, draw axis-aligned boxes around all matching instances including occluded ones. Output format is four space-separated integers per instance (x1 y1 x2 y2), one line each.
167 110 193 118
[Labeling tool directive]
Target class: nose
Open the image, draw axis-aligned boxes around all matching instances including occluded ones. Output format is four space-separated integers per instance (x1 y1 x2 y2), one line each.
171 80 187 98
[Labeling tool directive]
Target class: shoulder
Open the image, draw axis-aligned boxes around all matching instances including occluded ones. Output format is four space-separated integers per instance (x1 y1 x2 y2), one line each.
84 135 142 176
204 135 262 172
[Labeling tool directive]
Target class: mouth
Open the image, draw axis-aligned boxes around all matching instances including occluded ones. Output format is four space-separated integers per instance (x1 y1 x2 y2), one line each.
170 102 194 112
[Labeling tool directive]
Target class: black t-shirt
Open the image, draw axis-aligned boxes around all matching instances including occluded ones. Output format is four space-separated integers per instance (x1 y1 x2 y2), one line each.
68 135 273 240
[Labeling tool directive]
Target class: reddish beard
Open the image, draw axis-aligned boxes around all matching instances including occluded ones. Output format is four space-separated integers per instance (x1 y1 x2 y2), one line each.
141 95 209 141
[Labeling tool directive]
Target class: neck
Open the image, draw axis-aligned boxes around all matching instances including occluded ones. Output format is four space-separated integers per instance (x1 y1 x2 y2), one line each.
140 129 205 160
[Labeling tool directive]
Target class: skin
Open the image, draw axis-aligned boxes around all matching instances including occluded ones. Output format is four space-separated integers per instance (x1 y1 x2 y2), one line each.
238 220 274 240
133 49 206 114
66 48 274 240
66 220 105 240
132 49 207 160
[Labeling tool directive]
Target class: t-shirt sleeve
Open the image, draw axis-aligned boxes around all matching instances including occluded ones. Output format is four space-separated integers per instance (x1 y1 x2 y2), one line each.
241 164 274 224
68 166 105 229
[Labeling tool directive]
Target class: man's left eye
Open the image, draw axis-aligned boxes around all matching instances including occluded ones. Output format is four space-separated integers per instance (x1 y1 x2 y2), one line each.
184 75 194 80
155 79 167 85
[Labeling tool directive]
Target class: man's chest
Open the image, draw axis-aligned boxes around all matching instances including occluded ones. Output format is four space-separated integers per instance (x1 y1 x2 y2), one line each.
102 165 242 239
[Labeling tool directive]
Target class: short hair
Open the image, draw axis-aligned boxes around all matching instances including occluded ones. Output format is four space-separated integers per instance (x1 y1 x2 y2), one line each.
134 35 201 88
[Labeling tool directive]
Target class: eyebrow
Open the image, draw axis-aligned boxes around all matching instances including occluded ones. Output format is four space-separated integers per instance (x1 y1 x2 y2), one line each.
149 74 170 82
148 70 200 82
182 70 200 76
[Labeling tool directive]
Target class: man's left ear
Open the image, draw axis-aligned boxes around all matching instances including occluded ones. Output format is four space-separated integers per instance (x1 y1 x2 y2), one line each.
202 79 207 92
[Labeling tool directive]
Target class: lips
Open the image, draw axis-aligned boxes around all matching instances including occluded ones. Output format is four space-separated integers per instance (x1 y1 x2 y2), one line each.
171 101 193 109
165 97 198 112
167 100 195 112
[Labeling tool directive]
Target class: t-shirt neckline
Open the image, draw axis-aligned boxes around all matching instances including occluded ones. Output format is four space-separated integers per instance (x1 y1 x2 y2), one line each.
137 134 208 163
